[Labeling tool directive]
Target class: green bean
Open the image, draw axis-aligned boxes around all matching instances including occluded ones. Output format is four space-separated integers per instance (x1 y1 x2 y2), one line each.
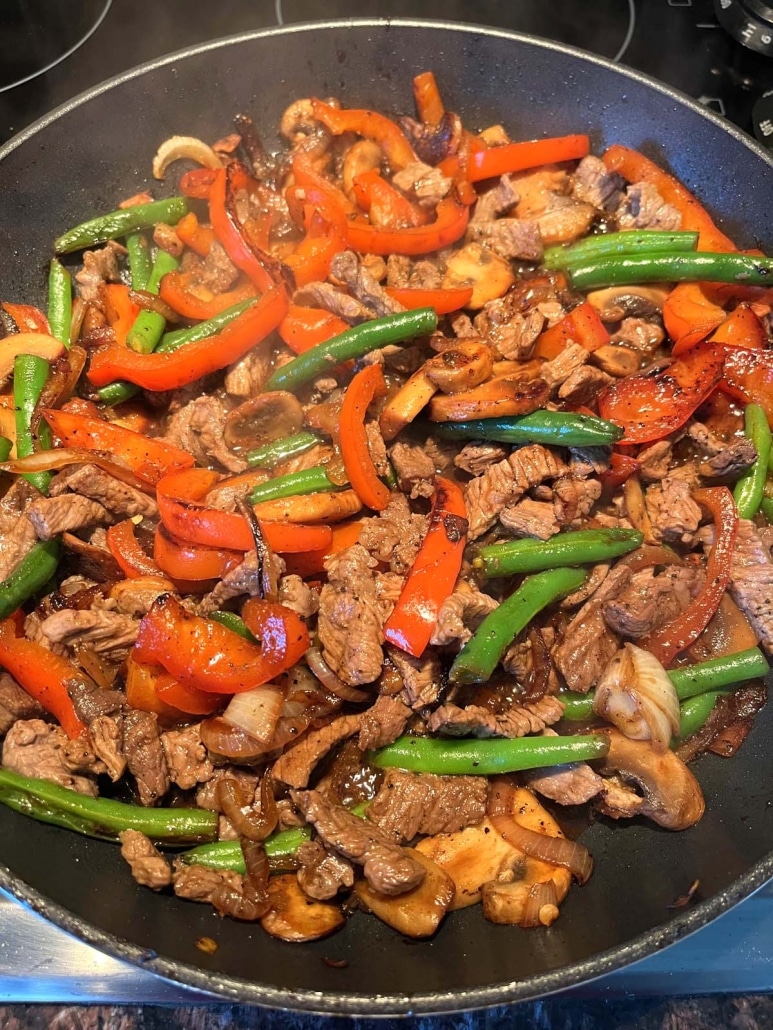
677 691 729 743
54 197 189 254
47 259 72 348
0 437 11 462
157 299 256 354
543 230 699 270
370 733 609 776
125 232 152 291
208 610 256 641
761 496 773 524
246 431 322 469
475 528 643 578
126 250 179 354
13 353 52 493
0 768 217 844
733 404 772 518
432 410 623 447
565 251 773 292
450 566 587 685
181 827 313 873
0 539 61 619
266 308 438 393
248 466 341 506
559 646 770 721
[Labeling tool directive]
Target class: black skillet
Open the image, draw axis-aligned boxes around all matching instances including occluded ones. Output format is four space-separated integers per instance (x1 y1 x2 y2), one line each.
0 19 771 1017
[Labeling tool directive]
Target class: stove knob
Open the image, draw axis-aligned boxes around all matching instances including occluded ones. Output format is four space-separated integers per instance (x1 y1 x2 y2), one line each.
715 0 773 55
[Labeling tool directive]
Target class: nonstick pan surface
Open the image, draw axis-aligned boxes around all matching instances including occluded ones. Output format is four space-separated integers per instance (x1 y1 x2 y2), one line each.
0 19 771 1016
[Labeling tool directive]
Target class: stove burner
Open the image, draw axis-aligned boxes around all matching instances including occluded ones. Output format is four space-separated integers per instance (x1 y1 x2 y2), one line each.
280 0 635 62
715 0 773 56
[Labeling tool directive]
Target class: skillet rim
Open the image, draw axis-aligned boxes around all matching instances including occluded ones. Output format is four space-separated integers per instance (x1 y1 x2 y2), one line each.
0 17 771 1016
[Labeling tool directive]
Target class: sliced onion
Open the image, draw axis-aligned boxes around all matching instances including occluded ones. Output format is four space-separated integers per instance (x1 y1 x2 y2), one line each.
306 648 370 703
200 716 268 761
593 644 680 753
152 135 224 180
487 778 594 885
223 684 285 744
216 774 277 842
0 447 154 495
129 289 180 322
623 475 655 544
617 544 683 573
520 880 560 929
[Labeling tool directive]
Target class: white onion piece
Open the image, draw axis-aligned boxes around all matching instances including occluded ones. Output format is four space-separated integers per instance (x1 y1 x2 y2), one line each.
593 644 680 753
305 648 370 703
152 135 223 180
520 880 560 928
223 684 285 744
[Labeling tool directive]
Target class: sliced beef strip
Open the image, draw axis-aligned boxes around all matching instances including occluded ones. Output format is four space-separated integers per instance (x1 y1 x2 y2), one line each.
389 441 435 499
0 673 47 735
427 695 564 738
119 829 172 890
198 550 280 614
26 494 111 540
724 519 773 653
571 155 625 212
500 498 560 539
89 714 125 781
552 475 602 526
39 609 139 658
374 570 404 623
430 583 499 648
160 395 246 474
49 464 157 519
272 714 363 789
296 840 354 900
224 343 274 398
74 241 124 302
291 788 425 896
109 578 174 618
124 710 170 806
357 694 412 751
2 719 100 795
197 240 239 293
392 161 453 208
172 861 243 904
358 494 428 574
68 679 125 724
470 175 520 223
318 544 384 687
603 566 703 639
367 769 487 843
330 251 405 319
645 477 702 544
293 282 371 324
454 441 509 476
278 574 319 618
523 729 604 805
474 299 544 360
386 254 412 288
161 724 214 791
687 421 730 456
698 439 757 479
467 218 543 262
561 562 611 609
610 317 664 354
557 365 613 406
464 444 566 539
0 479 40 580
388 647 442 709
616 182 682 231
539 342 588 392
637 440 673 482
196 767 259 812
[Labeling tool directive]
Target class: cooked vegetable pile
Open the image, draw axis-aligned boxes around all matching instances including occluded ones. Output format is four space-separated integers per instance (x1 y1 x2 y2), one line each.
0 71 770 942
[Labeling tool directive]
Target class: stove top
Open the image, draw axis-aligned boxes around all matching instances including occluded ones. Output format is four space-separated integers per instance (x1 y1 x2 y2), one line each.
0 0 771 1005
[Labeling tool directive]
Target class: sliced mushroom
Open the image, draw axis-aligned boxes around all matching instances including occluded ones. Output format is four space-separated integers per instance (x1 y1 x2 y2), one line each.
623 475 657 545
379 369 438 441
586 286 669 322
252 489 363 524
591 345 641 378
343 140 383 197
355 849 454 937
1 333 63 381
109 575 177 616
423 341 494 395
223 392 305 453
598 729 705 830
260 873 344 942
442 243 514 309
428 375 550 422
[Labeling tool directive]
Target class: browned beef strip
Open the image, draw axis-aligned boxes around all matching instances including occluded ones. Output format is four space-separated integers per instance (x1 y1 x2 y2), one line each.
474 300 544 360
119 829 172 890
392 161 453 208
389 441 435 499
196 240 239 292
278 574 318 618
294 282 371 324
153 222 183 257
161 724 213 791
358 494 428 574
571 156 626 211
124 710 170 806
464 444 566 539
698 439 757 479
426 695 564 738
603 566 702 639
39 609 139 657
388 647 442 709
0 480 40 579
558 365 613 406
500 498 560 539
471 175 520 223
74 241 124 302
725 519 773 653
330 251 404 319
2 719 100 795
272 714 363 789
539 343 589 392
172 860 243 903
552 475 602 526
430 583 498 648
68 679 125 725
291 789 425 896
645 477 702 544
357 694 412 751
367 769 487 843
467 218 543 261
49 464 157 519
454 441 509 476
610 317 664 354
0 673 47 735
223 343 273 398
196 767 259 812
617 182 681 230
636 441 673 482
688 421 730 456
523 729 604 805
296 840 354 900
318 544 384 687
676 683 767 763
26 494 111 540
87 714 125 781
561 563 611 609
160 395 246 474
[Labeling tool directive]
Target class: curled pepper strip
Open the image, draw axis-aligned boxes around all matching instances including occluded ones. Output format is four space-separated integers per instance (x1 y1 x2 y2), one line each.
310 100 418 171
106 520 163 579
441 134 590 183
158 271 256 321
279 305 349 354
284 210 347 288
339 364 391 512
153 525 244 582
664 283 726 354
642 487 738 668
87 285 288 392
383 477 467 658
721 346 773 426
134 593 309 695
346 196 470 256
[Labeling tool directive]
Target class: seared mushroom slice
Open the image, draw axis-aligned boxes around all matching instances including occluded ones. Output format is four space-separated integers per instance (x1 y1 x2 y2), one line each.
597 729 705 830
442 243 514 309
223 391 305 454
423 340 494 395
428 375 550 422
252 489 363 524
355 849 454 938
585 286 669 323
379 369 438 441
260 873 345 942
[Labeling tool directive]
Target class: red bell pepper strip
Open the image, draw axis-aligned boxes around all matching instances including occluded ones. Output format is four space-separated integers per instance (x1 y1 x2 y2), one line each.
175 211 215 256
282 519 365 578
106 520 164 579
155 467 333 554
134 593 309 694
347 196 470 256
601 452 641 491
310 100 417 171
413 71 445 125
279 305 350 354
641 487 738 667
383 477 468 657
385 286 473 314
287 153 357 227
87 285 288 392
180 168 220 200
0 619 86 739
154 672 223 715
41 408 193 485
597 340 726 445
102 284 140 348
209 163 283 293
533 302 610 360
709 302 766 349
440 135 590 184
352 170 426 228
602 145 736 253
241 596 311 669
153 525 243 582
284 210 347 288
339 364 391 512
158 270 256 321
664 283 726 354
1 302 50 334
721 346 773 425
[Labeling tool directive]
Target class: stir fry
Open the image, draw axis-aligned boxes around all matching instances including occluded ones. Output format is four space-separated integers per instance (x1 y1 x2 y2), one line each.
0 71 770 942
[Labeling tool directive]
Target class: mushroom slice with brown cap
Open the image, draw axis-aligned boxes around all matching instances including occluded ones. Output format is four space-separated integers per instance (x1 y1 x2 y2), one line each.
260 874 344 942
423 340 494 395
597 729 705 831
223 391 305 453
585 285 669 323
442 243 514 309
